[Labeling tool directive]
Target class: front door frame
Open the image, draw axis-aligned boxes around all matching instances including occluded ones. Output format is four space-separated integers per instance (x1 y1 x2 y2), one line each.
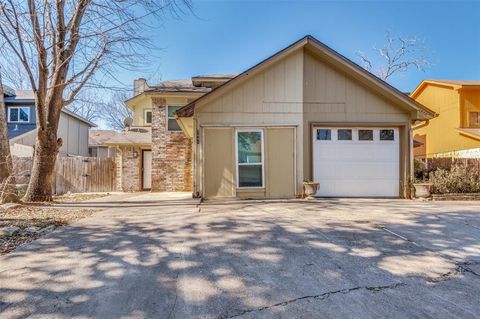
142 149 152 190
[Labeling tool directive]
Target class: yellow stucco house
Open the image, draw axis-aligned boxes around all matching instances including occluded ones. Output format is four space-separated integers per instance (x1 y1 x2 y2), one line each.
411 80 480 158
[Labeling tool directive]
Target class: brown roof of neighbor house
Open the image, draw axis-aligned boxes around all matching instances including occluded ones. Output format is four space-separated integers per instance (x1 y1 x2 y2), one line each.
102 127 152 145
175 35 436 119
146 79 212 93
140 74 238 94
89 130 119 146
192 74 237 79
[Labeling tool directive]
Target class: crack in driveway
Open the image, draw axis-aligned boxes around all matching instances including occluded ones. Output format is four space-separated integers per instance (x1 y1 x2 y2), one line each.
429 261 480 282
218 282 406 319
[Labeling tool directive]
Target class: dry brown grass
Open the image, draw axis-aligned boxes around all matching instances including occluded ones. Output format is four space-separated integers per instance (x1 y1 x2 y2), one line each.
0 205 95 255
53 192 110 203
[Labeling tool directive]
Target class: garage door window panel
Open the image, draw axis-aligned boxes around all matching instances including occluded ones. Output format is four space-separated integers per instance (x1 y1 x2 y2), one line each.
358 129 373 141
380 129 395 141
317 129 332 141
338 129 352 141
236 130 264 188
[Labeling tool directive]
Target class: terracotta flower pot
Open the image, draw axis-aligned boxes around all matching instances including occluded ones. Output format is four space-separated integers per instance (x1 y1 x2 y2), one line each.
303 182 319 199
413 183 432 198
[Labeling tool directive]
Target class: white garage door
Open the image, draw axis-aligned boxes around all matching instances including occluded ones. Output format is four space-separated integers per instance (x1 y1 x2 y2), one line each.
313 127 400 197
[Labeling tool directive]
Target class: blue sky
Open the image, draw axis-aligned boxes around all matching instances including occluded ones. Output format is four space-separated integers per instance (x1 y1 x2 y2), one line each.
121 0 480 93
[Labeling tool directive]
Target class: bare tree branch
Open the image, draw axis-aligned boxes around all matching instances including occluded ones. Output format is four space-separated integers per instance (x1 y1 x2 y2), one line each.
356 30 432 82
100 91 133 131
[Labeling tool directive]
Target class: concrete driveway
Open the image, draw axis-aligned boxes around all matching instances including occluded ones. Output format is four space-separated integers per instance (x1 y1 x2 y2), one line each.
1 195 479 318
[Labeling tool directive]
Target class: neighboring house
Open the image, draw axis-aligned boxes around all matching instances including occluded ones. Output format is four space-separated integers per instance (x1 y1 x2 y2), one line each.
117 35 435 198
88 130 118 158
411 80 480 158
4 88 96 157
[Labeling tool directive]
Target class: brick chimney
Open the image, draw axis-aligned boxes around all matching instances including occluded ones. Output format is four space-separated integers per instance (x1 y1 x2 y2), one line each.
133 78 147 96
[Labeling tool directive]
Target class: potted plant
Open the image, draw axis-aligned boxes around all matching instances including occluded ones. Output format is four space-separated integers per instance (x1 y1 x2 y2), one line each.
412 159 432 198
412 178 432 198
303 179 319 199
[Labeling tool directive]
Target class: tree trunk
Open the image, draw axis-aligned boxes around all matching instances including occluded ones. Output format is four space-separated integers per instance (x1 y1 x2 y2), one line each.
0 85 19 203
23 128 62 202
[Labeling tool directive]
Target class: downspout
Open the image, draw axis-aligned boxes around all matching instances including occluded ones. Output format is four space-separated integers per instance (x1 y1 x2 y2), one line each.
192 116 199 198
412 119 429 130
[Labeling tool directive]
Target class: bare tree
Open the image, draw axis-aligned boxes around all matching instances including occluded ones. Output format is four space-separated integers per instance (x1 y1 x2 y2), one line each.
100 91 133 131
0 0 191 201
357 31 431 82
0 56 31 90
0 73 19 203
67 89 101 122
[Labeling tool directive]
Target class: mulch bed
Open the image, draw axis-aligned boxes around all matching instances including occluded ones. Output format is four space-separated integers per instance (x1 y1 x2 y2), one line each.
0 205 95 255
431 193 480 201
53 192 110 203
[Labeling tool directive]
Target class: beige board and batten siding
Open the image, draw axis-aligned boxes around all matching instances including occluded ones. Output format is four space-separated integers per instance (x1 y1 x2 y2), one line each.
196 49 304 197
302 50 412 197
203 127 296 199
265 127 296 198
204 127 236 198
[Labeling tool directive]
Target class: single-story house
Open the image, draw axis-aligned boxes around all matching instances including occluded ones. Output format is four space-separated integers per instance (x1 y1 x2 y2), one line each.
117 35 435 198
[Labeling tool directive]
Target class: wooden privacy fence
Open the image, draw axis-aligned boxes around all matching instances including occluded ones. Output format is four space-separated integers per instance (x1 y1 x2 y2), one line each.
13 156 116 195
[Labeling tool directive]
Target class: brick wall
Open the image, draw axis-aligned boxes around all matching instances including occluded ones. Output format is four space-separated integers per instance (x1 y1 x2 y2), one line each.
151 97 192 192
115 145 142 192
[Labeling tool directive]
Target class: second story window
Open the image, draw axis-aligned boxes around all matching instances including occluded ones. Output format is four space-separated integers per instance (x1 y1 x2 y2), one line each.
167 106 182 131
469 112 480 128
8 106 30 123
144 109 152 125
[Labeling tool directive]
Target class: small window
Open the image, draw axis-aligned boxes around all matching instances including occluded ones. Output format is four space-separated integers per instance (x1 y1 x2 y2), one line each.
144 110 152 125
380 129 395 141
338 129 352 141
358 129 373 141
89 147 98 158
317 129 331 140
8 106 30 123
237 130 263 188
469 112 480 128
167 106 182 131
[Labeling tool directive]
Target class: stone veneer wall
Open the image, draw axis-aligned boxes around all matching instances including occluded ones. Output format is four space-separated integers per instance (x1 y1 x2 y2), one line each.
115 145 142 192
151 97 193 192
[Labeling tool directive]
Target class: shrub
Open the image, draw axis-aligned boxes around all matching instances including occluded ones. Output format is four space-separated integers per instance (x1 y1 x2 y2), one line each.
429 163 480 194
414 159 428 182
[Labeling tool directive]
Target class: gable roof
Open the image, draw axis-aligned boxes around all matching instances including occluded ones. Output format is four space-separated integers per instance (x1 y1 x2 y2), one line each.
146 79 212 94
89 130 118 146
176 35 436 119
411 79 480 99
102 127 152 146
